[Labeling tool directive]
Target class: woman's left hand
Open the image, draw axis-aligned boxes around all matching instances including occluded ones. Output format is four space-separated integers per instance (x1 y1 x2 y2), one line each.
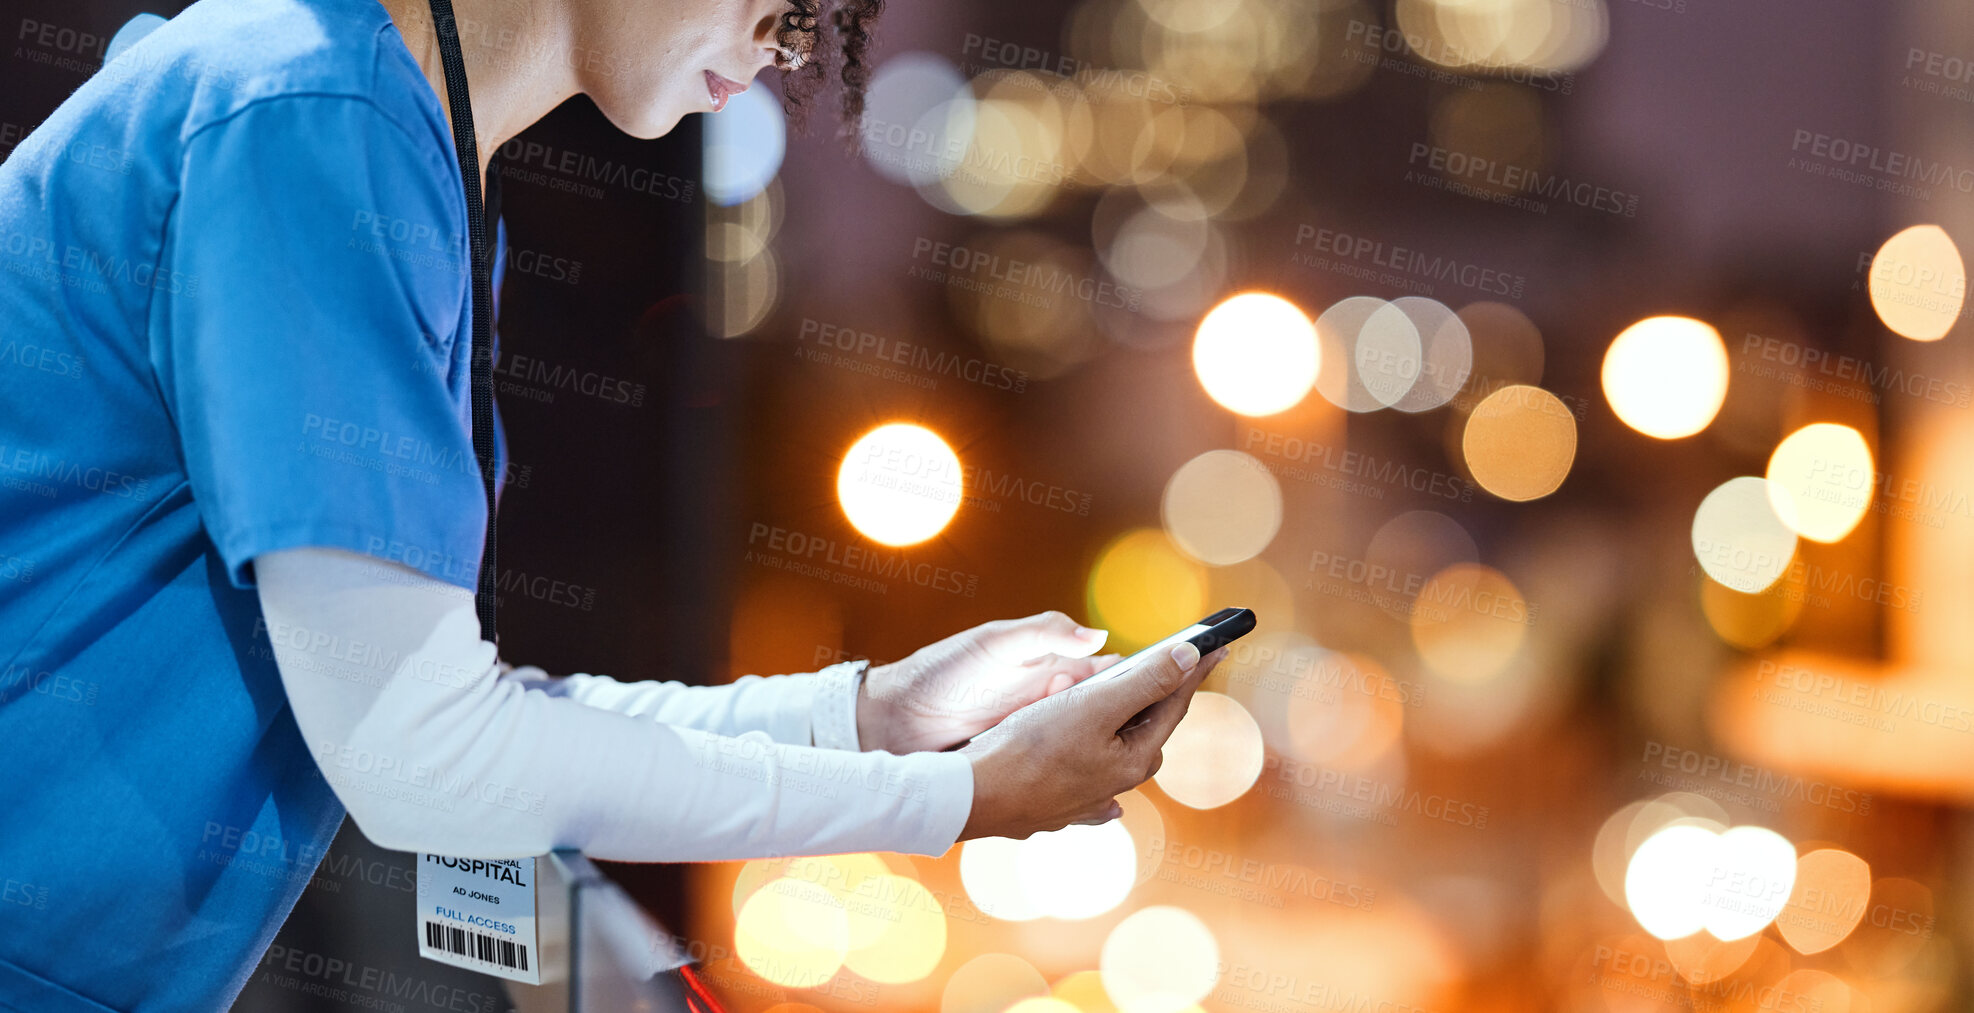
857 611 1121 753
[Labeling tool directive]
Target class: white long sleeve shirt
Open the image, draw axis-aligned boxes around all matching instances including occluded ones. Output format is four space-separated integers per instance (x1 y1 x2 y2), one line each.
253 546 974 861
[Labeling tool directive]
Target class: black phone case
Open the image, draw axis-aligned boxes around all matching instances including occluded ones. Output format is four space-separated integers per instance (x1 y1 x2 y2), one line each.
1187 607 1256 656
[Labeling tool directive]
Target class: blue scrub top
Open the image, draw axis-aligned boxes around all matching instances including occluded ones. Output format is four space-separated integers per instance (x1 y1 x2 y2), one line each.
0 0 510 1008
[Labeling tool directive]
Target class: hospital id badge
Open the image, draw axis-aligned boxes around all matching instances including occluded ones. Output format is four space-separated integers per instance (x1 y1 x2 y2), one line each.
415 853 542 985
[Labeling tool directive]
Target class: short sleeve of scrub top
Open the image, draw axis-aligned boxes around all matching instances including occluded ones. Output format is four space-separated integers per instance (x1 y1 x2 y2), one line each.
153 93 488 592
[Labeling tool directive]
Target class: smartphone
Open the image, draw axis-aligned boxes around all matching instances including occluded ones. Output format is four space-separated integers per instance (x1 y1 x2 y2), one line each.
940 608 1257 751
1067 607 1256 696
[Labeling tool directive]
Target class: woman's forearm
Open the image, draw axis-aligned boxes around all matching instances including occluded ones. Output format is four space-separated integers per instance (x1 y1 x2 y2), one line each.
494 660 867 750
254 546 970 860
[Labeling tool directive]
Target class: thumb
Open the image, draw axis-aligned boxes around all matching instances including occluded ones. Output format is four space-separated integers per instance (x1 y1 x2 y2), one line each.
1081 640 1201 729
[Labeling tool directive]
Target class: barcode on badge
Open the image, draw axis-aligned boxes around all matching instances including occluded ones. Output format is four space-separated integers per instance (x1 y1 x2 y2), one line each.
423 918 530 972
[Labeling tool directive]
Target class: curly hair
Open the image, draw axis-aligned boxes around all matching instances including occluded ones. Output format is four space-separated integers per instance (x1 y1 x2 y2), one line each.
773 0 886 141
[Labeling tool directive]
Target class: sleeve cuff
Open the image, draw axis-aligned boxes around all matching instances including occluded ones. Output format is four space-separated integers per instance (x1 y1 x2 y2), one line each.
809 660 867 751
893 749 974 857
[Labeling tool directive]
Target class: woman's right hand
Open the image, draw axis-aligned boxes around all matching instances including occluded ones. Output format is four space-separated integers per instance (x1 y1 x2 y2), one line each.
957 640 1225 841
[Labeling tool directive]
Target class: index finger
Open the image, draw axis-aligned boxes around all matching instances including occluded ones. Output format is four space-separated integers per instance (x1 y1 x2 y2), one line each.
974 610 1109 663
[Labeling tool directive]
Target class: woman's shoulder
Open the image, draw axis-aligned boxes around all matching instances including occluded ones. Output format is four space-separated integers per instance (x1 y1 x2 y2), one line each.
92 0 442 146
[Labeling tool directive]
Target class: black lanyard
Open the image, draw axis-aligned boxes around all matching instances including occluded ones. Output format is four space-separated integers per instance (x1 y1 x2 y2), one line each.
424 0 500 644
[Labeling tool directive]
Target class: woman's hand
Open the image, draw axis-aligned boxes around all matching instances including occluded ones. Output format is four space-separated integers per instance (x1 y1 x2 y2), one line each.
957 641 1225 841
856 611 1121 754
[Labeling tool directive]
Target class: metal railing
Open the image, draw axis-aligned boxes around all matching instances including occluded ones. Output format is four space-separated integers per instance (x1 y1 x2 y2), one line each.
504 850 701 1013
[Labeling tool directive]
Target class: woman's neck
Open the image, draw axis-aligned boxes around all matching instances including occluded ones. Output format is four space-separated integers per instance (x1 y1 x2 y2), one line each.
376 0 581 172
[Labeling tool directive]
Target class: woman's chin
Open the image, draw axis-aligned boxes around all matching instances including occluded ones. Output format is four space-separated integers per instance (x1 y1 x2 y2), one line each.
597 96 687 141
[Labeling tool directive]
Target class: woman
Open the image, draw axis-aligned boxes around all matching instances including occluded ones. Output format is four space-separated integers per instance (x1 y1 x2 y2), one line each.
0 0 1222 1009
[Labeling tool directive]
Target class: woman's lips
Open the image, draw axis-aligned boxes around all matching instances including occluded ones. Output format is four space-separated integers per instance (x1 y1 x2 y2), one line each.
705 70 746 112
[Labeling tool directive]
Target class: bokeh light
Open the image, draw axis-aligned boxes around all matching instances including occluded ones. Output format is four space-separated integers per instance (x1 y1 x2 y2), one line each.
837 423 963 546
1097 188 1212 290
1121 204 1229 325
1160 450 1283 565
1214 631 1316 753
1117 789 1166 887
1006 1000 1084 1013
1594 795 1738 909
942 953 1049 1013
1389 296 1474 413
1051 970 1119 1013
1396 0 1608 73
1461 385 1576 501
1703 826 1798 940
1624 824 1796 941
1151 690 1265 808
1285 651 1407 769
1624 823 1724 940
1591 801 1653 907
734 877 850 987
707 181 781 264
959 835 1043 922
1698 566 1805 649
1017 820 1138 919
1191 292 1320 416
1663 930 1760 985
1074 89 1158 187
703 86 786 206
1161 111 1263 218
862 53 973 187
1868 224 1965 341
1409 563 1530 682
1087 529 1209 649
708 181 782 339
1314 295 1417 413
1765 422 1873 543
1691 476 1798 593
1630 793 1731 847
842 874 948 983
1602 316 1729 439
925 74 1068 219
1266 0 1379 100
1099 906 1220 1013
1356 300 1425 409
1776 848 1871 955
731 853 890 924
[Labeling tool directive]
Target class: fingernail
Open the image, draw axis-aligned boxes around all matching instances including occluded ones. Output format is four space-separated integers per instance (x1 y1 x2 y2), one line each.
1077 624 1106 640
1169 642 1200 670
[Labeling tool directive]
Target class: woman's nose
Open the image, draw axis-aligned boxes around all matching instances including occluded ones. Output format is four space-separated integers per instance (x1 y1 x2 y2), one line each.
752 12 784 69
